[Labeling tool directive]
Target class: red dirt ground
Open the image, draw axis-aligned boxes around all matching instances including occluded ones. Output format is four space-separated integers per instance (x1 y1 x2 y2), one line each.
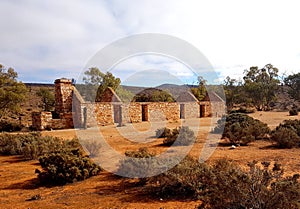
0 111 299 208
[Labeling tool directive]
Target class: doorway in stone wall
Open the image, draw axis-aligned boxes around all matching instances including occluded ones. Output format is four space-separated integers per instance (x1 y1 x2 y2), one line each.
113 105 122 123
200 104 205 117
141 104 148 121
180 104 185 119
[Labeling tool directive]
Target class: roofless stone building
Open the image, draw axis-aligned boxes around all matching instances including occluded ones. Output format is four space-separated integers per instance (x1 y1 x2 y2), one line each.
32 78 225 130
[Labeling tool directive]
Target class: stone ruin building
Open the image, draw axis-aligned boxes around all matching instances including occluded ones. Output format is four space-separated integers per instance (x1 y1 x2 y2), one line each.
32 78 225 130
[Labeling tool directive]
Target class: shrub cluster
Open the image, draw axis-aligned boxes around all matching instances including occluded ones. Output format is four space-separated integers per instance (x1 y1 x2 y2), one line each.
38 148 101 185
147 157 300 209
0 120 24 132
289 107 299 116
117 147 156 184
0 132 80 160
81 139 102 157
229 107 255 114
155 127 172 138
271 119 300 148
214 113 270 145
156 126 195 146
0 132 101 185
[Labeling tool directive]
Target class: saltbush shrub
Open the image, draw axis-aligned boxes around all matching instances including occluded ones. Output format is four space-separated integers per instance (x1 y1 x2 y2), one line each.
229 107 255 114
117 147 156 183
271 119 300 148
155 127 172 138
0 132 101 185
289 108 299 116
147 157 300 209
213 113 270 145
160 126 195 146
81 139 102 157
117 147 182 185
38 148 101 185
0 134 23 155
0 132 81 160
0 120 24 132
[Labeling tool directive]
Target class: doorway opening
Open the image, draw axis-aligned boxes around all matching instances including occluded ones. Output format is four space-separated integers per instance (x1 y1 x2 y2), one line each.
180 104 185 119
141 104 149 121
113 105 122 123
200 104 205 117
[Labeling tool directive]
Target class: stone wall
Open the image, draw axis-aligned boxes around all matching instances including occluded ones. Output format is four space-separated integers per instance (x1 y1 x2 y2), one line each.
180 102 200 119
32 78 224 130
80 102 114 127
32 111 73 130
122 103 142 123
148 102 180 122
32 112 52 130
199 101 226 117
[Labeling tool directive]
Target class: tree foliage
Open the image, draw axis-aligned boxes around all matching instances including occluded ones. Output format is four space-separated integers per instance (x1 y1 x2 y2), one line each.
0 64 27 118
191 76 207 101
284 72 300 101
133 88 174 102
243 64 280 111
36 88 55 111
223 76 249 110
79 67 134 102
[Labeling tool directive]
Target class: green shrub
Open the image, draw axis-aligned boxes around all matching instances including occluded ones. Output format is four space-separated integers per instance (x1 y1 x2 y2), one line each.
289 108 298 116
155 127 172 138
0 132 81 160
81 139 102 157
161 126 195 146
213 113 270 145
148 156 210 199
198 160 300 209
117 147 182 185
0 120 24 132
146 157 300 209
229 107 255 114
278 119 300 136
38 148 101 185
0 134 23 155
271 120 300 148
117 147 156 183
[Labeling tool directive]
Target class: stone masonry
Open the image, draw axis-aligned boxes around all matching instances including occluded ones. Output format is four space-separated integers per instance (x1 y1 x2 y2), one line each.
32 78 226 130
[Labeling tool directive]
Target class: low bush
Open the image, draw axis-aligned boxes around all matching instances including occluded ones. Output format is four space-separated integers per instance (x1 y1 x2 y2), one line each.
155 127 172 138
117 147 182 185
0 132 81 160
0 132 101 185
159 126 195 146
148 156 210 199
229 107 255 114
147 157 300 209
0 120 24 132
0 134 23 155
289 108 299 116
38 148 101 185
271 119 300 148
213 113 270 145
117 147 156 184
81 139 102 157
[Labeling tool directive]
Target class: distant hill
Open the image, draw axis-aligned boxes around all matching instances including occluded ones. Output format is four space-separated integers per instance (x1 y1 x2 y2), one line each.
122 84 194 99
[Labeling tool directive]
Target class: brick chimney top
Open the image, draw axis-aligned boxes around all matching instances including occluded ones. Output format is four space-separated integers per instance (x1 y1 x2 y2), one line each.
54 78 72 84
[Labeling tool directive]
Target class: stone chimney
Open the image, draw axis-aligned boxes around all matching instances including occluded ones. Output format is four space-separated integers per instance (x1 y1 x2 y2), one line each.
54 78 73 114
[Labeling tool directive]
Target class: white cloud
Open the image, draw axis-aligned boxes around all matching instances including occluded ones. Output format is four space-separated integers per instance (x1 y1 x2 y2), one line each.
0 0 299 83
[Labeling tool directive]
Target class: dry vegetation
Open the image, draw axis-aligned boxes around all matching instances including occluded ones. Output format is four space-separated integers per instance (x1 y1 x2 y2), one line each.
0 112 300 208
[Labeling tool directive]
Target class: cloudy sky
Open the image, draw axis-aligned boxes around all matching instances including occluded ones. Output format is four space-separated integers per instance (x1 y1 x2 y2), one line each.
1 0 300 85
